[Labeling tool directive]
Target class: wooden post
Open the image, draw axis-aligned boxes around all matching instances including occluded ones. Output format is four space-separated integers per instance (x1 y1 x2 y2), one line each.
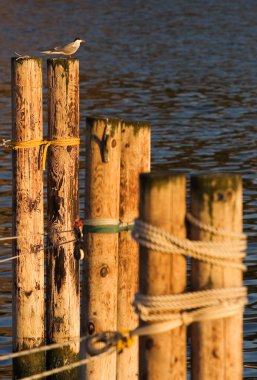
117 121 150 380
12 57 45 377
81 117 121 380
190 174 243 380
139 173 187 380
46 58 80 379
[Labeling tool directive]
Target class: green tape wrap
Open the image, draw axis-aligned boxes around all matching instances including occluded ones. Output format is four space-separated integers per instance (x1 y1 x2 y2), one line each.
83 222 134 234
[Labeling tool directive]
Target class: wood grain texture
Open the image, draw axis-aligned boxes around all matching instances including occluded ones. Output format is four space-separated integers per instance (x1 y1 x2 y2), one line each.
81 117 121 380
117 121 150 380
12 58 44 376
190 174 243 380
46 59 80 379
139 173 187 380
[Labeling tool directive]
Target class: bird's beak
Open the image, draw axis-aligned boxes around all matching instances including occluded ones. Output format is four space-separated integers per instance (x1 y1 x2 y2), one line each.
81 40 86 43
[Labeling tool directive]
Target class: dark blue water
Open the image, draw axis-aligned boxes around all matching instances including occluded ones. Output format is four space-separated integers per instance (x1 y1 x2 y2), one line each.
0 0 257 378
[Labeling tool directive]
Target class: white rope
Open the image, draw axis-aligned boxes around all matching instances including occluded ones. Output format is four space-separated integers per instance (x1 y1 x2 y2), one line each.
119 221 134 229
134 287 247 311
0 230 77 265
0 254 21 264
132 219 247 270
0 235 20 242
133 287 247 322
0 337 85 362
84 218 120 226
21 348 116 380
186 212 246 239
131 302 245 336
244 364 257 369
0 229 74 245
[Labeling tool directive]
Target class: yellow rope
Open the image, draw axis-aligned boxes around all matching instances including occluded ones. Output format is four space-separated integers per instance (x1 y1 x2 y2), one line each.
116 330 135 353
4 137 80 170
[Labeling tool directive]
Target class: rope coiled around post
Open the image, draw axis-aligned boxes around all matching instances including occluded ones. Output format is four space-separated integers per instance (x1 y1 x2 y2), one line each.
133 287 247 323
132 217 247 270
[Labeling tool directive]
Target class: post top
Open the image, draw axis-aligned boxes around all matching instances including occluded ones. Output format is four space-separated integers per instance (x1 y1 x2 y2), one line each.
191 173 241 191
47 58 79 62
140 171 186 188
11 57 42 68
47 57 79 71
86 116 121 131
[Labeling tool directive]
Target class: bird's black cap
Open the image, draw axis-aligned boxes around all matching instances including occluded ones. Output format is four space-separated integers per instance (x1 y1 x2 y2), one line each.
74 37 81 41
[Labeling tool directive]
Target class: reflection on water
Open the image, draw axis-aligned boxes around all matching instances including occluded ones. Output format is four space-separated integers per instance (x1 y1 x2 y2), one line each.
0 0 257 378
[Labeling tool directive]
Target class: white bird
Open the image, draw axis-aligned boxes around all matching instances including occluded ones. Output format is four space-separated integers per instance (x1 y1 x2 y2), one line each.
40 37 86 58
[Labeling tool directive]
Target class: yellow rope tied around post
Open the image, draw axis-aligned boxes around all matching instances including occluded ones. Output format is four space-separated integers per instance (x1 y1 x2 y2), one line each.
40 138 80 170
2 137 80 170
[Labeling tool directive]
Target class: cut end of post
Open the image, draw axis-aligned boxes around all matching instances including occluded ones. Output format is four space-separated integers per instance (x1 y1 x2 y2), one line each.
86 116 121 137
140 171 186 188
47 58 79 74
121 120 151 135
47 58 79 63
11 57 43 69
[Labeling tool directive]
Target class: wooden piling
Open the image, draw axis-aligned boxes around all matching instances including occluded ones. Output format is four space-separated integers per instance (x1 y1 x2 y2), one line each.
139 173 187 380
117 121 151 380
190 174 243 380
12 57 45 377
81 117 121 380
46 58 80 379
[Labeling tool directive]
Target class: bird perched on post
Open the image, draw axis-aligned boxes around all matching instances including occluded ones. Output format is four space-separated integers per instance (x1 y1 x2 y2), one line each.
40 37 86 58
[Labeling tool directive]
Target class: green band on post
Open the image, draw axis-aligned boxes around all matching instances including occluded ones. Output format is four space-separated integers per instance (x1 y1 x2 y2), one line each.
83 222 134 234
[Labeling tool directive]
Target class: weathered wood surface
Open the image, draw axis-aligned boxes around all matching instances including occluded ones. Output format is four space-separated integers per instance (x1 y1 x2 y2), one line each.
46 58 80 379
190 174 243 380
117 121 150 380
81 117 121 380
12 57 45 377
139 173 187 380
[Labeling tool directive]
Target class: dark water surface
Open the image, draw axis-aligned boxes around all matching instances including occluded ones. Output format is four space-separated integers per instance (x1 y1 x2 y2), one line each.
0 0 257 378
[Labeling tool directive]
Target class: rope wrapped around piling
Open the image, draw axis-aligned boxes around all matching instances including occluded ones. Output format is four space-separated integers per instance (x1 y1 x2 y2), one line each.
133 287 247 324
132 217 247 270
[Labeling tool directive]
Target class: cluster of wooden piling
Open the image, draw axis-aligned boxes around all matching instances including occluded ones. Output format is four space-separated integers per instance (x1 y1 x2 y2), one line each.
11 57 245 380
12 57 151 379
12 58 82 378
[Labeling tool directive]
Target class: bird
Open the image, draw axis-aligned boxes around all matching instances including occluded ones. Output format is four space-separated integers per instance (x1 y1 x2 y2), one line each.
40 37 86 58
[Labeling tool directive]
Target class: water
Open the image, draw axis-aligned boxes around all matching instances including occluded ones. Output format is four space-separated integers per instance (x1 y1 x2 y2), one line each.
0 0 257 378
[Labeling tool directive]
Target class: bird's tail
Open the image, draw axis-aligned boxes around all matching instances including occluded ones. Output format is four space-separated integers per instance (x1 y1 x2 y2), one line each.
40 50 62 55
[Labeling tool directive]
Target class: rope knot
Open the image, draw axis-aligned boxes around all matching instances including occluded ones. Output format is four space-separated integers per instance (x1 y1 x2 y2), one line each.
85 330 135 356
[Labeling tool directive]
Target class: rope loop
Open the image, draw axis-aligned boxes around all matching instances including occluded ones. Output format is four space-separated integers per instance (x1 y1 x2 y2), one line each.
86 331 122 356
85 330 134 356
